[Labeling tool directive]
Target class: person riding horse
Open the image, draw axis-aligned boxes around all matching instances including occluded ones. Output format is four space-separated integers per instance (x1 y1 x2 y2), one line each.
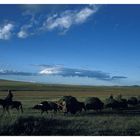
4 90 13 104
0 90 23 113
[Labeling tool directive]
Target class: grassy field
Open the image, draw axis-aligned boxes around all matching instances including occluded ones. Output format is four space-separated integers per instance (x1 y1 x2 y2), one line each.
0 79 140 136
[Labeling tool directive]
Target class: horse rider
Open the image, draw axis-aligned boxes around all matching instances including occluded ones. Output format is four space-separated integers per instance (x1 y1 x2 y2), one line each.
4 90 13 103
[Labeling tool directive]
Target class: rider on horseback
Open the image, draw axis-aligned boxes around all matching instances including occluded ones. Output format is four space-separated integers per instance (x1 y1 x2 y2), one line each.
4 90 13 103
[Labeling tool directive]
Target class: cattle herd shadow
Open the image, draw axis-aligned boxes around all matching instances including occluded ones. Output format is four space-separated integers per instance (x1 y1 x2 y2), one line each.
83 109 140 117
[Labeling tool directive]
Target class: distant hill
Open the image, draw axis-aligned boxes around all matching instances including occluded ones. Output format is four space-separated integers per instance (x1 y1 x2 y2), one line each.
0 79 104 91
0 79 140 92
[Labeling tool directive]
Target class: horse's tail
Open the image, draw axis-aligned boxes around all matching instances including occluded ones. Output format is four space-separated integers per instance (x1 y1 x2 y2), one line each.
20 104 23 113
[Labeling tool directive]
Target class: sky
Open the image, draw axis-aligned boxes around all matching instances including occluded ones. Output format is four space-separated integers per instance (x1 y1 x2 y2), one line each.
0 4 140 86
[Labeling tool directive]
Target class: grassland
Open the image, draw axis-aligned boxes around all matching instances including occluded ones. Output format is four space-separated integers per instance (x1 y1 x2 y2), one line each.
0 79 140 136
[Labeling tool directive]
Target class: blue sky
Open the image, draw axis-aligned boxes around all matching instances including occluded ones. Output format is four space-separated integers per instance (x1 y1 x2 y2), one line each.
0 4 140 86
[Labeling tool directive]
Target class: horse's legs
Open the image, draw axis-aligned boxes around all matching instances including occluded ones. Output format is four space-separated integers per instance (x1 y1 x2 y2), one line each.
16 107 20 113
0 107 5 116
2 107 5 113
16 106 23 113
20 105 23 113
6 106 10 115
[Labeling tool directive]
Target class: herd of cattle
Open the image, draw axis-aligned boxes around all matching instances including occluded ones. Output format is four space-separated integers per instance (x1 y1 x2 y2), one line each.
32 95 140 114
0 95 140 115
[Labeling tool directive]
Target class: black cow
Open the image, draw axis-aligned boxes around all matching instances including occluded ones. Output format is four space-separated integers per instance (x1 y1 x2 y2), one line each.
33 101 59 114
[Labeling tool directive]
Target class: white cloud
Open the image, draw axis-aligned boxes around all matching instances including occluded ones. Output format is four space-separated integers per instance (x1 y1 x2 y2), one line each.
17 9 38 39
38 65 127 81
45 13 72 30
0 5 99 40
42 5 98 32
39 67 60 75
17 30 28 38
75 7 95 24
0 23 14 40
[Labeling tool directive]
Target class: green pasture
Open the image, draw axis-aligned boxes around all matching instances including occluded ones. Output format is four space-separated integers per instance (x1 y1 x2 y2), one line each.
0 79 140 136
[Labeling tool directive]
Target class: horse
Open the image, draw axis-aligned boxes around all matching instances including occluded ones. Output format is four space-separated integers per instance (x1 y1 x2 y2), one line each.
0 99 23 114
10 101 23 113
0 99 9 112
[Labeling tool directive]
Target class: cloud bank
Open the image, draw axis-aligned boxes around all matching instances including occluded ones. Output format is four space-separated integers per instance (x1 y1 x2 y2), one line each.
0 69 36 76
38 65 127 81
0 65 127 82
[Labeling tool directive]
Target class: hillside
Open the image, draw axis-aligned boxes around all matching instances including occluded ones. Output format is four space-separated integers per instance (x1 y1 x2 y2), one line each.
0 79 107 91
0 79 140 96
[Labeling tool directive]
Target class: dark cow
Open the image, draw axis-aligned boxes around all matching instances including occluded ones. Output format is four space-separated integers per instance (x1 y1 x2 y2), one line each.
33 101 60 114
127 97 138 106
105 95 128 110
85 97 104 112
77 102 86 112
61 97 86 114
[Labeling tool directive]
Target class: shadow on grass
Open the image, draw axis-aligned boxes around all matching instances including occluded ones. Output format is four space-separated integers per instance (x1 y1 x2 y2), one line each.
0 115 140 136
0 116 90 136
78 109 140 117
1 106 140 136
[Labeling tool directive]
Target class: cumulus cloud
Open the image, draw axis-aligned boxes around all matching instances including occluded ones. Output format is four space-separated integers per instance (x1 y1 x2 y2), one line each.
42 5 98 32
38 65 127 81
0 23 14 40
0 5 99 39
17 9 39 39
17 21 33 39
75 7 96 24
17 30 28 38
